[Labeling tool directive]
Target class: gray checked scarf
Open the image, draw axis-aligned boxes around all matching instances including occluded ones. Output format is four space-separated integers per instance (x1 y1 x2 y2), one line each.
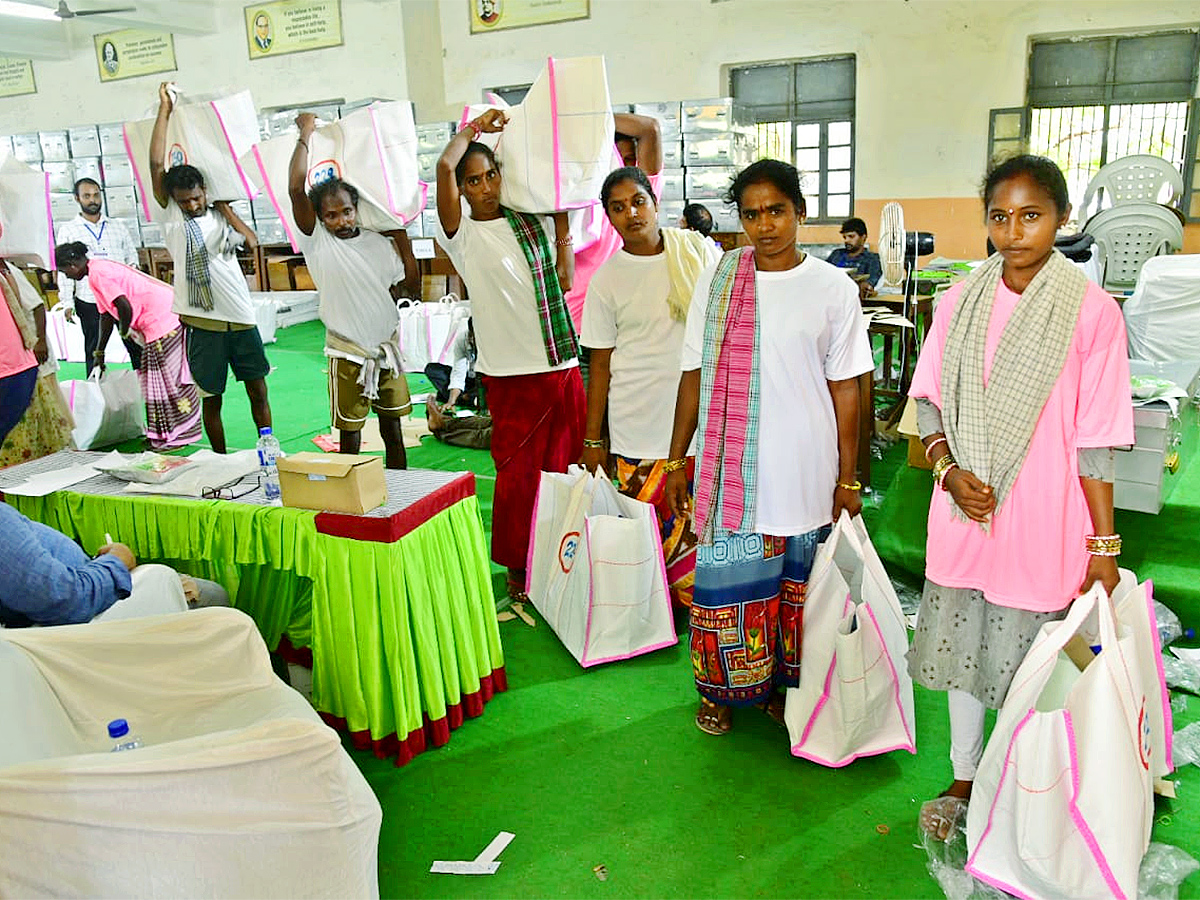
183 214 215 311
940 249 1087 528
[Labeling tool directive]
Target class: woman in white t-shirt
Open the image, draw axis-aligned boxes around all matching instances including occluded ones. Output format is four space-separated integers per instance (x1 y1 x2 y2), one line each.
664 160 873 736
435 109 585 599
580 166 719 608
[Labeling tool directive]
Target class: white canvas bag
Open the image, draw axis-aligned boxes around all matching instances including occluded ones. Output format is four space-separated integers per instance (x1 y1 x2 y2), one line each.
965 582 1153 900
246 101 425 251
784 512 916 766
65 369 145 450
396 294 470 370
0 157 53 268
125 89 262 222
526 466 676 667
1112 568 1174 779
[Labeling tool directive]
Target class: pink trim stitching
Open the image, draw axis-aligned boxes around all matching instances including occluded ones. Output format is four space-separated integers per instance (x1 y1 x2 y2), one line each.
250 145 300 252
122 124 154 222
546 57 562 211
1144 579 1174 770
209 99 258 200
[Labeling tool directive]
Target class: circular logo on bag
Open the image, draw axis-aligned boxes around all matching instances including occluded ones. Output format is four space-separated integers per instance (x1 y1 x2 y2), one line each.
308 159 342 186
168 143 188 167
558 531 581 573
1138 700 1152 771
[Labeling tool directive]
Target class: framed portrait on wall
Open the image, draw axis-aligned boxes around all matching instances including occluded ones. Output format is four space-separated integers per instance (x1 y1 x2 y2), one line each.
246 1 344 60
469 0 589 34
0 58 36 98
94 30 177 83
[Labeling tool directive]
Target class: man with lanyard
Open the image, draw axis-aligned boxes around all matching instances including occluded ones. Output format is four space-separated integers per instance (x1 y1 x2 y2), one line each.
288 112 419 469
149 81 273 453
55 177 141 373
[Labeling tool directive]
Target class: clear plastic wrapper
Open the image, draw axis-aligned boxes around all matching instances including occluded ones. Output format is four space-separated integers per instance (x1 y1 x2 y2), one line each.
1171 693 1188 715
919 805 1008 900
1138 842 1200 900
1162 655 1200 694
1172 722 1200 768
1155 601 1183 647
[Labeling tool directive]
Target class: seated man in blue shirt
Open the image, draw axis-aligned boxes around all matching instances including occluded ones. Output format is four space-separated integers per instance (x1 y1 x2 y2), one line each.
0 502 226 627
827 216 883 298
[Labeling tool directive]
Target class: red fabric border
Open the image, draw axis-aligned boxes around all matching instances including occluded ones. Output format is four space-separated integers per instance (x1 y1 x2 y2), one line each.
313 472 476 544
318 666 508 766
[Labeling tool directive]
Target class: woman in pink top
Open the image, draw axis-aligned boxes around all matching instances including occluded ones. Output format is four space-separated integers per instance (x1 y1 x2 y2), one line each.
56 243 201 449
906 155 1133 840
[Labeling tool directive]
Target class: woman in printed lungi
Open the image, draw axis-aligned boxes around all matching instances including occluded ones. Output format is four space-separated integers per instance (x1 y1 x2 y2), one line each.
664 160 874 735
434 110 585 600
907 155 1133 839
56 242 202 450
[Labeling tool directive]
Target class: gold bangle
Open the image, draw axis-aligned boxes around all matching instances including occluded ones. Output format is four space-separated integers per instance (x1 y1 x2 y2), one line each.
837 479 862 492
663 458 687 474
1085 534 1121 556
931 453 957 488
582 438 605 448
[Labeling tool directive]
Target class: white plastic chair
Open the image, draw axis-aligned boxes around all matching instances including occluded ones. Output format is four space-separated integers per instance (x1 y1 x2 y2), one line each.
1082 203 1183 292
1079 154 1184 220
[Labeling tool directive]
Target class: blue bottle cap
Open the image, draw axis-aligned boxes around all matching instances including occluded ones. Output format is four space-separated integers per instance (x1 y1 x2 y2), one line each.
107 718 129 738
259 426 272 436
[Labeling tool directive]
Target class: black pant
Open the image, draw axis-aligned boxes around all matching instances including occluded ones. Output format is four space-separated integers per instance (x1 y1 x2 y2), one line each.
423 362 478 407
76 298 143 372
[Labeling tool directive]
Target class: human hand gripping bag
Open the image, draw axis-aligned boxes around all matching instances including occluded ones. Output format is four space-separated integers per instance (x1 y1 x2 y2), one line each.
965 581 1153 899
783 511 916 766
526 466 676 667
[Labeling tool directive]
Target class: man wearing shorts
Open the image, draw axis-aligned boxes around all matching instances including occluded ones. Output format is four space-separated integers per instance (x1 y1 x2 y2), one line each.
149 82 272 452
289 112 419 468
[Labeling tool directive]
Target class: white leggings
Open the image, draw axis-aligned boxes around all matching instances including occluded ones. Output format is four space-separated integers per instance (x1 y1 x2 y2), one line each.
949 689 986 781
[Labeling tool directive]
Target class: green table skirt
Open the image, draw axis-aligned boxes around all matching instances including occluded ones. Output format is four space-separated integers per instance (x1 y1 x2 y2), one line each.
13 490 505 759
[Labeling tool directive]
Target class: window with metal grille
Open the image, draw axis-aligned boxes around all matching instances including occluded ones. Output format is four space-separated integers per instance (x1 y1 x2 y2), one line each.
989 30 1200 222
730 55 855 222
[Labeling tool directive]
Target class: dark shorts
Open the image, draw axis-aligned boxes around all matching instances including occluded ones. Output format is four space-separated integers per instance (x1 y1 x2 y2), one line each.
184 324 270 396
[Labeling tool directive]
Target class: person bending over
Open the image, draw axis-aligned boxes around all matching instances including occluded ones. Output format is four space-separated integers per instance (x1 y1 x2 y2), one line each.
289 112 420 468
150 81 272 453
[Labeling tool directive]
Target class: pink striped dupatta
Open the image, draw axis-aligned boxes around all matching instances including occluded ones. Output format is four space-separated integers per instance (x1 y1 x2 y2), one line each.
693 247 760 542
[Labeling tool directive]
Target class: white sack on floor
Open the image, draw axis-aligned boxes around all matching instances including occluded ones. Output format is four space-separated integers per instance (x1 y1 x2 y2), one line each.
0 607 381 899
1124 254 1200 361
527 465 676 667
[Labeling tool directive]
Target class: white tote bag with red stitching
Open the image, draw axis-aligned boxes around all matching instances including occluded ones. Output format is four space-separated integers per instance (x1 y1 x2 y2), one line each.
784 511 916 766
965 582 1153 899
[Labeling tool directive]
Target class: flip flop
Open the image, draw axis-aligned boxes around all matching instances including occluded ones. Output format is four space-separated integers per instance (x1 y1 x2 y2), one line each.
696 699 731 735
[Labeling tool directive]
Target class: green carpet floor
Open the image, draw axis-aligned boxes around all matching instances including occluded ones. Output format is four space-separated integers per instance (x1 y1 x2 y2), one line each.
60 322 1200 898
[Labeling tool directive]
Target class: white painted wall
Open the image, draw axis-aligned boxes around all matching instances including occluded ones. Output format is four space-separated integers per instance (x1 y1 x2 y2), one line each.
420 0 1200 198
0 1 409 133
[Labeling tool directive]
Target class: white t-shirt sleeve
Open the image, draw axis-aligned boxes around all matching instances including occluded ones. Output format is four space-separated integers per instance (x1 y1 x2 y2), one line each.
579 272 617 349
385 238 406 287
824 282 875 381
680 260 718 371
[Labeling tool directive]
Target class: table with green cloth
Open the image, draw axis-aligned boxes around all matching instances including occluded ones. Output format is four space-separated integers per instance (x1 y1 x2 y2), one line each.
0 450 506 765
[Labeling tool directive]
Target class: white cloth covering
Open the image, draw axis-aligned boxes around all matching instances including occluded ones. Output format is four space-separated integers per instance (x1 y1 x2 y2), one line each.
0 607 382 899
91 563 188 622
1123 253 1200 362
162 204 255 325
582 245 717 458
297 224 404 354
436 211 576 377
680 253 873 536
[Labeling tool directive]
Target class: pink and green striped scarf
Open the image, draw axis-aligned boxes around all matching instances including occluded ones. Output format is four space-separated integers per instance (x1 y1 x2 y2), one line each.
503 208 578 367
694 247 760 542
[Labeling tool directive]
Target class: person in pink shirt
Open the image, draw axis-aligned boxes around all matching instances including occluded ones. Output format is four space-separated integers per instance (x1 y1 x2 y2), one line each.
907 155 1133 840
56 243 201 449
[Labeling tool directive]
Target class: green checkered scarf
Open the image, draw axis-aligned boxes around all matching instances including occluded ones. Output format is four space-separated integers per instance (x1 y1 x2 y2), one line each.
503 208 578 367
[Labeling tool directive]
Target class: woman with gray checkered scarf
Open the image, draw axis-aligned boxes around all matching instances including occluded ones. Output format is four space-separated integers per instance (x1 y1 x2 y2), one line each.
905 155 1134 840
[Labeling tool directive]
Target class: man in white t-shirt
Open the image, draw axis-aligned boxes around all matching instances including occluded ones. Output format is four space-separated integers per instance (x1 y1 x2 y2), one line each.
581 166 719 608
289 112 420 468
55 177 141 373
150 82 272 454
664 160 873 737
435 109 584 599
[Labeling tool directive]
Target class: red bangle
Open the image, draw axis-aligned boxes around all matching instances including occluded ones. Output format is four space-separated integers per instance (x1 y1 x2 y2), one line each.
464 121 482 141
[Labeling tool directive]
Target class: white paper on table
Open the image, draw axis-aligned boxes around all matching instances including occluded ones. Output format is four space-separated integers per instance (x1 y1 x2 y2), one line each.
1 463 104 497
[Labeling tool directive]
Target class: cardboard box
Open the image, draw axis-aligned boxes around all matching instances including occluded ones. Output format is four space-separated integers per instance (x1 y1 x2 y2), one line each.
277 452 387 514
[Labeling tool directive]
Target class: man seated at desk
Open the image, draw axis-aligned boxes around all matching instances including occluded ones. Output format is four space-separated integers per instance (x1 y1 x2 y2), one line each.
827 216 883 299
0 501 227 628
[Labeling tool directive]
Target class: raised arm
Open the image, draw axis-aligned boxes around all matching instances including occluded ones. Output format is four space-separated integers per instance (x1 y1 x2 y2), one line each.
288 113 317 237
214 201 258 250
149 81 174 209
435 109 507 238
613 113 663 176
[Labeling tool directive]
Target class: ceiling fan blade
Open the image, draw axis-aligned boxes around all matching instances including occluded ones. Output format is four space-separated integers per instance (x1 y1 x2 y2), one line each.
73 6 138 14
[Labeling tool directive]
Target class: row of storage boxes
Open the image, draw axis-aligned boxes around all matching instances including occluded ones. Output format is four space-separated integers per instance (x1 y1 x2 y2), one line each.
5 124 128 163
39 155 135 192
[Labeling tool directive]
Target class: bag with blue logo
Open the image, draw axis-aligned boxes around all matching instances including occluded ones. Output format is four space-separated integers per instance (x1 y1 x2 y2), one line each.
526 466 676 667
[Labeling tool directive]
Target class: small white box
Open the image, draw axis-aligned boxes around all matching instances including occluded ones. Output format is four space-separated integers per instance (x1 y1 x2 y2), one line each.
101 155 133 187
633 101 682 131
97 123 126 156
681 98 752 134
68 126 101 157
685 167 737 200
73 156 103 184
50 193 80 225
658 199 685 227
416 122 454 153
421 208 439 239
39 130 70 162
417 151 439 183
710 206 741 233
661 140 684 170
658 169 685 202
139 222 164 247
41 160 76 193
105 185 137 218
684 132 755 168
12 133 42 163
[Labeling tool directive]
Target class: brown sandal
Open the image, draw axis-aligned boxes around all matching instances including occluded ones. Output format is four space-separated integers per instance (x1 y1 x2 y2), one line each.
695 698 732 735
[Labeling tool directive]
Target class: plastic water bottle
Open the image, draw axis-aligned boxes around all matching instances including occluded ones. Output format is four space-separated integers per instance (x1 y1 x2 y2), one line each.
108 718 142 752
256 426 282 502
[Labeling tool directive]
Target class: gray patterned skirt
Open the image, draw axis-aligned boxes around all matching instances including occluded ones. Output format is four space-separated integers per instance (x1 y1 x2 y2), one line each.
905 580 1067 708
